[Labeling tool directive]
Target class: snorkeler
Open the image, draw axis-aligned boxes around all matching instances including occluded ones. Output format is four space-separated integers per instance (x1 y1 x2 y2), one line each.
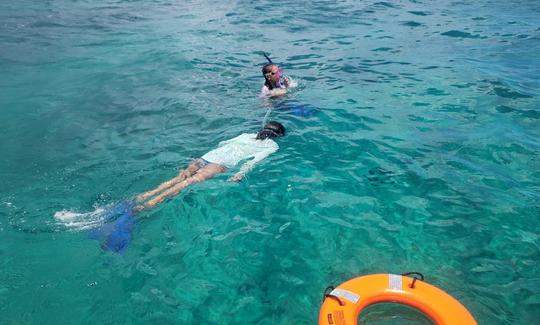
67 122 285 253
134 121 286 211
260 53 290 97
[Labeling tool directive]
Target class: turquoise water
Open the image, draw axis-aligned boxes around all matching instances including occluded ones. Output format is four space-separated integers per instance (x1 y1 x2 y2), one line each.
1 0 539 323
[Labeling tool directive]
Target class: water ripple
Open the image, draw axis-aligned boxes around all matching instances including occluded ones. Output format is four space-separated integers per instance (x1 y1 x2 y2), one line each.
1 0 539 324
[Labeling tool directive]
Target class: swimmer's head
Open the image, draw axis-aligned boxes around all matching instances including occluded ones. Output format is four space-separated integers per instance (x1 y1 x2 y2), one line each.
262 64 282 81
256 121 285 140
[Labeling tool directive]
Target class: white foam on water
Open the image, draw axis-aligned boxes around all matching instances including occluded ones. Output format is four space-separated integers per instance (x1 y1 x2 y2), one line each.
54 207 107 231
287 77 298 88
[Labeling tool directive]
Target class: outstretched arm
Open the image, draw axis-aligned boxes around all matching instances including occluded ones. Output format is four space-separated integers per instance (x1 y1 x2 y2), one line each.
260 85 287 97
269 88 287 97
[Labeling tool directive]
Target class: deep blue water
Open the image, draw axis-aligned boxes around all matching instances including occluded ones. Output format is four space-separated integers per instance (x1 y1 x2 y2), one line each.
1 0 539 324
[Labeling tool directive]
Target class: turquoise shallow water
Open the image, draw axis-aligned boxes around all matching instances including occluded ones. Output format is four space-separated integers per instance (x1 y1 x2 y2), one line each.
1 0 539 323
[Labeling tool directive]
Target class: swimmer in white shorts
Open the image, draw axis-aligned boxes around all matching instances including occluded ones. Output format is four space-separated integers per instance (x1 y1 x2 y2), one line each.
135 121 286 211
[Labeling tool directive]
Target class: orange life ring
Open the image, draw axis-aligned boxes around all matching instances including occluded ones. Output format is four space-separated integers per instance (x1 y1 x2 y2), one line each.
319 273 477 325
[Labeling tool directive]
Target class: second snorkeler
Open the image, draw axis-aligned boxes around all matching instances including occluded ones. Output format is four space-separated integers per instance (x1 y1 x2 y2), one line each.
260 53 291 97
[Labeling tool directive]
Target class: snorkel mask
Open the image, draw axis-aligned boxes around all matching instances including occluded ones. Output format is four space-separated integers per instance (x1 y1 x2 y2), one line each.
256 128 277 140
263 53 284 79
264 67 283 79
256 123 285 140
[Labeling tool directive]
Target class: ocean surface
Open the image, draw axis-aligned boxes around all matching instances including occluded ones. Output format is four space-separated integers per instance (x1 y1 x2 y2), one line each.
1 0 539 324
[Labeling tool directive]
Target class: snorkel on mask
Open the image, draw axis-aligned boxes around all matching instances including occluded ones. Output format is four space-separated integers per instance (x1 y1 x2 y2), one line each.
262 53 284 79
256 121 286 140
256 128 277 140
263 52 273 64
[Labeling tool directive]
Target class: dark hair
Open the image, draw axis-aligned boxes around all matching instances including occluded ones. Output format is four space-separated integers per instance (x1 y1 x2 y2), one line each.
262 63 276 75
262 63 278 90
256 121 286 140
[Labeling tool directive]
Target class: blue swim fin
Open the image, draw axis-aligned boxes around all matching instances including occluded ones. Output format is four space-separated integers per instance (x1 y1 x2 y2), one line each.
100 209 135 253
279 101 316 117
291 104 313 117
90 201 136 253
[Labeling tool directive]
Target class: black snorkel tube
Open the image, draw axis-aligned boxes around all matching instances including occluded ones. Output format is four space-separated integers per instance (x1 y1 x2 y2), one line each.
263 52 273 64
261 52 281 127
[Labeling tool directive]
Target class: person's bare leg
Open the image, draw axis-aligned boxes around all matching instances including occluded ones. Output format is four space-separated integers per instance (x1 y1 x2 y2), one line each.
136 160 203 202
139 163 226 210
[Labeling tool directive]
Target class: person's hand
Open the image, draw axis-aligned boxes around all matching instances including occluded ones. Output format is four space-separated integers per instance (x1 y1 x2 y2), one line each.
283 77 290 87
228 173 244 182
269 88 287 97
